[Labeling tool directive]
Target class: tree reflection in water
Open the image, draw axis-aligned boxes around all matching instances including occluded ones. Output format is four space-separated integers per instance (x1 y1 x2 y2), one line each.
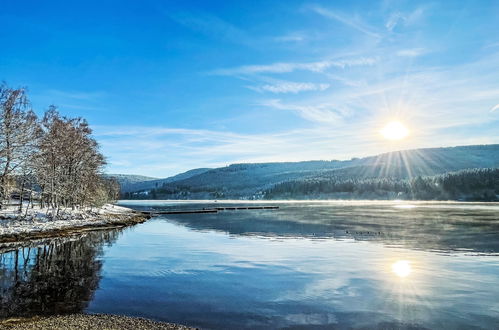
0 230 121 318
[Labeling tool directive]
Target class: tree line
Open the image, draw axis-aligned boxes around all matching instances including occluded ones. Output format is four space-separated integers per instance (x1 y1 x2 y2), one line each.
123 168 499 201
0 83 119 212
264 168 499 201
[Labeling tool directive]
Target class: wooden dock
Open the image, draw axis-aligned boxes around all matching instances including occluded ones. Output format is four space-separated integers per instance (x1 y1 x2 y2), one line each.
141 205 279 216
211 206 279 211
141 209 218 215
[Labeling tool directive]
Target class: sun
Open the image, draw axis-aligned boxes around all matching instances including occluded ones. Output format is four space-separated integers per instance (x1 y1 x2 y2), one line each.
381 121 409 140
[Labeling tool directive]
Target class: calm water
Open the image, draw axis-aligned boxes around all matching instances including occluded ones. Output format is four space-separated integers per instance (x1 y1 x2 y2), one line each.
1 201 499 329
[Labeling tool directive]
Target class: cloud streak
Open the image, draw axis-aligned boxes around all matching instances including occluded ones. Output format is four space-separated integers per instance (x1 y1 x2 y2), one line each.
396 48 427 57
168 11 253 46
46 89 105 101
260 99 348 124
248 82 329 94
210 57 377 76
310 6 381 38
385 7 428 32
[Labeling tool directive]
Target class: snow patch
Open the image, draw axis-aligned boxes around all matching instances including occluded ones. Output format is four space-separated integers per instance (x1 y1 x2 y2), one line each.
0 204 138 237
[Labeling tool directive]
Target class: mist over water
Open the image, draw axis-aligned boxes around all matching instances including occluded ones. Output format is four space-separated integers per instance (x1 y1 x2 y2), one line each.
1 201 499 329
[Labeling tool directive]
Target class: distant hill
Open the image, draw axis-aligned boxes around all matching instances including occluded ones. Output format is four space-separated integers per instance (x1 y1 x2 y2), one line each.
265 168 499 201
120 144 499 199
112 168 212 193
105 174 158 192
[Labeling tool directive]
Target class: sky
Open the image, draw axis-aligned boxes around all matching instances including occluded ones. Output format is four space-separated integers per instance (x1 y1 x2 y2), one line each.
1 0 499 177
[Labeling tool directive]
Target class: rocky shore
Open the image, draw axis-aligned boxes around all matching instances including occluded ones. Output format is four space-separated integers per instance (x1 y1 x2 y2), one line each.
1 314 194 330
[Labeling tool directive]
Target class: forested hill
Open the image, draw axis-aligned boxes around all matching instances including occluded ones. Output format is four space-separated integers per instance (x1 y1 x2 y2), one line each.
265 168 499 201
105 174 158 193
120 144 499 200
111 168 212 193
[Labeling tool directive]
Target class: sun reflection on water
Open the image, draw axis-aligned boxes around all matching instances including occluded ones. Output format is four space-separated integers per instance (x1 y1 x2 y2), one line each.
392 260 412 278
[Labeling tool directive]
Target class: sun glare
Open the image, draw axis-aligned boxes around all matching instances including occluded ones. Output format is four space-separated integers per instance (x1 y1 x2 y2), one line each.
392 260 412 278
381 121 409 140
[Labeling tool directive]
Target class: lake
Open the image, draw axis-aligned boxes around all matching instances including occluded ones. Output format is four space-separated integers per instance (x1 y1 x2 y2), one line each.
1 201 499 329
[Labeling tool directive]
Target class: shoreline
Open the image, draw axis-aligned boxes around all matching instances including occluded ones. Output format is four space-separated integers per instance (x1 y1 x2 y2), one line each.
1 314 194 330
0 204 151 244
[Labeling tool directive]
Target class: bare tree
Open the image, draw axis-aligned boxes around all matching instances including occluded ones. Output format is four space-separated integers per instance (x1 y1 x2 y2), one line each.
0 83 116 213
0 83 40 209
36 107 106 210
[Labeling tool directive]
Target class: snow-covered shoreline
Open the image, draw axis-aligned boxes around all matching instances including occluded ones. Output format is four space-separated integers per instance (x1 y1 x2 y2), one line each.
0 204 150 243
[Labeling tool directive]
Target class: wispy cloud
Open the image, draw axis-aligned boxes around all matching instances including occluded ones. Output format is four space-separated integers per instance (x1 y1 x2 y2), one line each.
385 12 404 32
3 0 498 179
385 6 428 32
274 33 306 43
211 61 331 76
96 124 374 177
257 52 499 130
210 57 377 76
396 48 427 57
248 82 330 94
484 42 499 49
97 48 499 176
98 115 496 178
310 6 381 39
168 11 252 46
46 89 105 101
260 99 348 124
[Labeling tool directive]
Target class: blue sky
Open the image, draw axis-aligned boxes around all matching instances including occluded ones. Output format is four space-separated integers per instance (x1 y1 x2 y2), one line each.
1 0 499 177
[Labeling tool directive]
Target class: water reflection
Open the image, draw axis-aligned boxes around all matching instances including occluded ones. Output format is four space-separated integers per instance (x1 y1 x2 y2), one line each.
124 201 499 254
1 201 498 329
0 230 121 318
392 260 411 278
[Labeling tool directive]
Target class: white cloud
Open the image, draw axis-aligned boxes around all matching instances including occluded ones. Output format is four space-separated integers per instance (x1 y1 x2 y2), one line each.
211 61 332 75
385 6 428 32
169 11 252 46
260 99 347 124
248 82 330 94
484 42 499 49
396 48 427 57
210 57 377 76
405 6 427 25
310 6 381 39
257 52 499 133
96 124 374 177
102 6 497 178
274 33 306 42
385 12 404 32
46 89 105 101
98 51 499 177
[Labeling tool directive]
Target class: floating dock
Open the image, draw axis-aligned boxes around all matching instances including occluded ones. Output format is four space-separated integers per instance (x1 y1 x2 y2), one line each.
143 209 218 215
141 205 279 216
212 206 279 211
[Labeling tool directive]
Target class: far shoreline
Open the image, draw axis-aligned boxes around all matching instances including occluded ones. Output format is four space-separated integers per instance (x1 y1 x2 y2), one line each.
117 199 499 204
